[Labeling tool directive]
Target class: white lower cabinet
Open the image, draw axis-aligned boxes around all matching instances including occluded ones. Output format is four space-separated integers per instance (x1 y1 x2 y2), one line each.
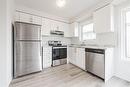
105 48 114 82
68 47 76 65
42 46 52 69
76 48 86 70
68 47 86 70
68 46 114 81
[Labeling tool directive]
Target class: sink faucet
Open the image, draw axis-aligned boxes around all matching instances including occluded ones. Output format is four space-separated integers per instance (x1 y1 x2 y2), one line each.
81 42 86 46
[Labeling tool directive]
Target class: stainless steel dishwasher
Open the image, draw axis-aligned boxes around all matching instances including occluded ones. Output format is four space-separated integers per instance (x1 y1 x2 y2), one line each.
85 48 105 79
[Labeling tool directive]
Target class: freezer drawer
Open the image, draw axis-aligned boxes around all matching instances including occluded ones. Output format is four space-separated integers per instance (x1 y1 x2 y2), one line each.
86 51 105 79
14 41 42 78
15 22 41 40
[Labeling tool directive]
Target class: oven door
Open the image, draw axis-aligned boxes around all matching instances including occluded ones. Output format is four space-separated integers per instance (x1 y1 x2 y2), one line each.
52 48 60 60
52 47 67 66
59 48 67 59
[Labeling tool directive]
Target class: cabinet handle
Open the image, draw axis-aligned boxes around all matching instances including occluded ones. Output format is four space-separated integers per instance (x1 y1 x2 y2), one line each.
40 46 42 57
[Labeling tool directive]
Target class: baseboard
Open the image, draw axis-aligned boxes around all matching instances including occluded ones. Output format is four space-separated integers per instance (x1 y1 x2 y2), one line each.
115 74 130 82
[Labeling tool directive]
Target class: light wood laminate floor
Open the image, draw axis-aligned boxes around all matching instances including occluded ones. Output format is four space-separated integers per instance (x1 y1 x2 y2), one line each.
10 64 130 87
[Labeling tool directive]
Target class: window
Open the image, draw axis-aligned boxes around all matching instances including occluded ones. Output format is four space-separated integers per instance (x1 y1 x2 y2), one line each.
81 23 96 41
125 10 130 58
121 8 130 59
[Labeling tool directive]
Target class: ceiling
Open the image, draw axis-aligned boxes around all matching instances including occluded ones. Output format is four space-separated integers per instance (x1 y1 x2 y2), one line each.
15 0 105 19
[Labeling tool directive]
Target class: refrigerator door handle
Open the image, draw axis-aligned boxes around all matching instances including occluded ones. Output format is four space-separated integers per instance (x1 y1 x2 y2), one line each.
40 45 42 57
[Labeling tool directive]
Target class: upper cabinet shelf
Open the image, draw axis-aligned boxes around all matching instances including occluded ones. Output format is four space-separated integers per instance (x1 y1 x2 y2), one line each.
93 4 114 33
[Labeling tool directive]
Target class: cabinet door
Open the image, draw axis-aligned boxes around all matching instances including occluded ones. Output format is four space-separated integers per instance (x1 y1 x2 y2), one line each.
14 11 20 21
51 20 59 31
41 18 51 36
93 5 113 33
42 47 52 69
76 48 85 70
32 15 42 25
70 22 79 37
63 23 71 37
72 47 77 65
68 47 76 65
19 12 32 23
57 21 62 31
68 47 73 63
79 48 85 70
53 21 71 37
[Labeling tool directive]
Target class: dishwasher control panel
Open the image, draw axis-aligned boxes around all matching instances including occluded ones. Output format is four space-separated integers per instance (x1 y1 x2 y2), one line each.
85 48 105 54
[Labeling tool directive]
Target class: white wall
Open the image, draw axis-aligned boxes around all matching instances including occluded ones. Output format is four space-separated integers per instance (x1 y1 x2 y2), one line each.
114 0 130 81
0 0 14 87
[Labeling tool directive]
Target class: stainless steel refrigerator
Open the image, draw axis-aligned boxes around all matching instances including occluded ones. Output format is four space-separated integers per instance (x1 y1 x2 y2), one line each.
13 22 42 78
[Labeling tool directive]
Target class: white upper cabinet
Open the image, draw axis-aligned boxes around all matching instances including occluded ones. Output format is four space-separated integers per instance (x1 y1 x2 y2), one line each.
32 15 42 25
19 12 33 23
93 4 114 33
15 11 71 37
61 23 72 37
70 22 79 37
41 18 71 37
51 20 59 31
15 11 42 25
41 18 52 36
14 11 20 21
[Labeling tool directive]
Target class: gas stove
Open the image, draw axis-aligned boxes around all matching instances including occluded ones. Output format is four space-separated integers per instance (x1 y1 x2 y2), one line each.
48 41 67 66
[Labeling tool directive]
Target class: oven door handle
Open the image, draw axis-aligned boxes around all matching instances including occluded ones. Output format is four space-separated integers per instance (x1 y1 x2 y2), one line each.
53 47 67 49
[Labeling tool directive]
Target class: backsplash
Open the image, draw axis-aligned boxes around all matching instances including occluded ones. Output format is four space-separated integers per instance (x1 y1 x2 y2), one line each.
42 36 71 46
42 32 116 46
71 32 116 46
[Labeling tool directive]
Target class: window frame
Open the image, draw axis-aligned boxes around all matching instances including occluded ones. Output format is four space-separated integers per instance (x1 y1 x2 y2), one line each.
80 21 96 41
121 8 130 59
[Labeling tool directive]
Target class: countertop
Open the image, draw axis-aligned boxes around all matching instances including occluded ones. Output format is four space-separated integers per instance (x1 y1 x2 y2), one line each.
68 44 115 50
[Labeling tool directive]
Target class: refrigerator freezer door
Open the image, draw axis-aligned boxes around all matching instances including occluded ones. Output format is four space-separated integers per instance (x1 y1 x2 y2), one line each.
15 22 41 40
14 41 42 78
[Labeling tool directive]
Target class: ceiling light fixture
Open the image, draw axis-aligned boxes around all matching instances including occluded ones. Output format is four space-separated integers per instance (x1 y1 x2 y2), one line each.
56 0 66 8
